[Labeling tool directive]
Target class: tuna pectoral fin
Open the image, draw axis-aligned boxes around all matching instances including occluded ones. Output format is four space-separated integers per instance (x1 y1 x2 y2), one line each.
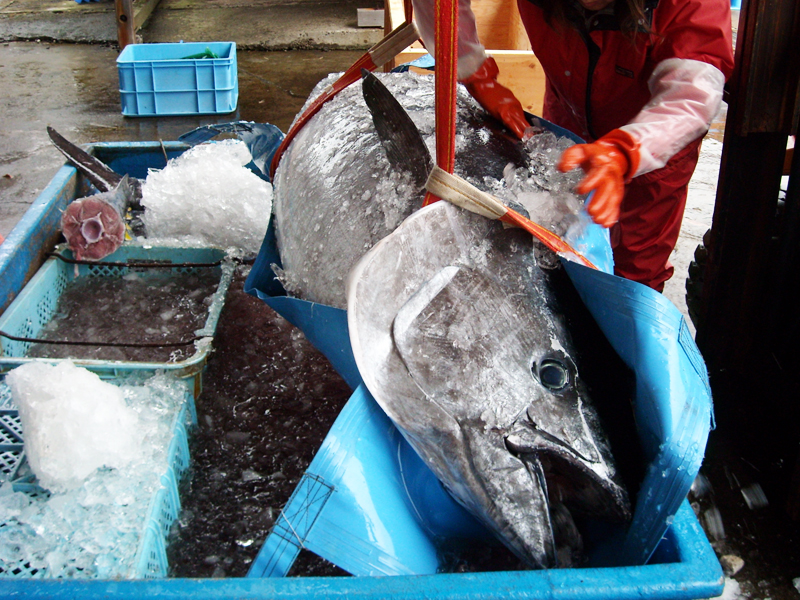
361 70 433 190
467 440 557 568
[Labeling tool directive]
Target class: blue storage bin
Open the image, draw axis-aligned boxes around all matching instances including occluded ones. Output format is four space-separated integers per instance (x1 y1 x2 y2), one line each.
242 115 722 594
116 42 238 117
0 243 235 396
0 380 194 579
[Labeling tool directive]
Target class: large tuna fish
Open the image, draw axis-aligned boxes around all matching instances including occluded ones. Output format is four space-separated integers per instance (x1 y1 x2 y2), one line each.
348 200 630 568
272 71 585 309
272 71 632 569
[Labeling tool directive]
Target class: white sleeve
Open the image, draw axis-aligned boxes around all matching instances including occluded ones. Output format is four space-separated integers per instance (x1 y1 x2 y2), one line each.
411 0 487 80
620 58 726 177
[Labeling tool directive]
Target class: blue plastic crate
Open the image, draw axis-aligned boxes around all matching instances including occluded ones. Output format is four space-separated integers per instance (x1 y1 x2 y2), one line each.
116 42 238 117
0 379 193 579
0 243 235 396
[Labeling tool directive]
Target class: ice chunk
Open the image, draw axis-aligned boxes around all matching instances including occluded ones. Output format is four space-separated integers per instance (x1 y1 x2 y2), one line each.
141 139 272 254
712 577 743 600
0 371 187 579
5 361 141 492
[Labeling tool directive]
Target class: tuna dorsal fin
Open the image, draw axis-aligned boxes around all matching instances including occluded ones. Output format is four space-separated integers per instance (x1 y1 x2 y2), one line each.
47 126 124 194
360 70 433 191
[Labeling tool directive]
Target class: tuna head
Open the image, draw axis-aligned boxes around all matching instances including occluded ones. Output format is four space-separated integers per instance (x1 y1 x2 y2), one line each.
348 201 630 569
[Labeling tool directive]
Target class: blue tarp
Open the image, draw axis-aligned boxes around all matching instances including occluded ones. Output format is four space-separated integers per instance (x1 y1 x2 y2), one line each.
243 115 716 581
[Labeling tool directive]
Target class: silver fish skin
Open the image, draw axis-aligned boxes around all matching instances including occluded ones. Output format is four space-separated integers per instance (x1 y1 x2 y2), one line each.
347 201 631 569
272 72 581 309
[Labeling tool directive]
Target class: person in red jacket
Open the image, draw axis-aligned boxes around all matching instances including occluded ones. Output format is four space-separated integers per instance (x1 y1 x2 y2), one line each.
412 0 735 291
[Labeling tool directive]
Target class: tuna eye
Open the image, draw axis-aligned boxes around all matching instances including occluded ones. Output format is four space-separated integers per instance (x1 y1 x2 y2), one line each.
538 359 569 391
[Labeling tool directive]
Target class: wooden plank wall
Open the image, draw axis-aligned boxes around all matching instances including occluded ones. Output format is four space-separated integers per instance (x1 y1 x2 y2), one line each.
384 0 546 115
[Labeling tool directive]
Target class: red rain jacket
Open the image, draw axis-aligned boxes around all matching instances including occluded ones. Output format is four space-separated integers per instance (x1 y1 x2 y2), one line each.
517 0 735 142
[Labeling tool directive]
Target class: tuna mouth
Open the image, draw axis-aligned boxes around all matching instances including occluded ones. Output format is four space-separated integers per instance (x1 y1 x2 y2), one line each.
81 214 105 243
504 427 630 523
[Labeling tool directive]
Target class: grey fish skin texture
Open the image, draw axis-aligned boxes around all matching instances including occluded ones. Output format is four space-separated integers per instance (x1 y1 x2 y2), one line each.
348 201 630 570
272 72 577 309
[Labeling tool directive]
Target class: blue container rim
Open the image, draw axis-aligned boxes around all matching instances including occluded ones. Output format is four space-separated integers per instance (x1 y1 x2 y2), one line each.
0 502 724 598
116 41 237 64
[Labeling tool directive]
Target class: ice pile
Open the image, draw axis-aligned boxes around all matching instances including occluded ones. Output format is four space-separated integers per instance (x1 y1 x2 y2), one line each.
141 139 272 254
0 363 188 579
6 361 142 492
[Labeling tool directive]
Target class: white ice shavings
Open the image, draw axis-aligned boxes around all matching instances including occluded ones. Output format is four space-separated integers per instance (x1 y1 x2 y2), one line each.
6 361 142 492
1 365 187 579
550 334 567 355
576 398 612 476
141 139 272 255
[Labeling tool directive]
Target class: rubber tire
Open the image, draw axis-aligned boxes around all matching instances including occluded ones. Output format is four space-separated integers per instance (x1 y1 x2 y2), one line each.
685 228 711 329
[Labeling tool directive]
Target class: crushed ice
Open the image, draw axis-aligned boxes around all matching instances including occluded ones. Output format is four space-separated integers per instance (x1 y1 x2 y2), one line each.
141 139 272 255
1 363 188 578
274 72 588 307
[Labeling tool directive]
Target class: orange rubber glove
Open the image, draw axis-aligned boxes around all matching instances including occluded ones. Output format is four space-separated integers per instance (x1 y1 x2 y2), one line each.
461 57 530 139
557 129 641 228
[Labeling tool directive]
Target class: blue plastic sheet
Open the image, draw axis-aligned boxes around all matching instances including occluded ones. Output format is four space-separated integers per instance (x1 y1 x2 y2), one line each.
247 384 492 577
244 114 714 580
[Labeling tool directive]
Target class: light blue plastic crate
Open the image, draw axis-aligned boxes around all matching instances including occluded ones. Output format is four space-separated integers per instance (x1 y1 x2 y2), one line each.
117 42 238 117
0 243 235 397
0 380 193 579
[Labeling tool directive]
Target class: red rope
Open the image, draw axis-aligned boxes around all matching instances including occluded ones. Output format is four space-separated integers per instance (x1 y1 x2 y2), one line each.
270 53 376 178
423 0 459 207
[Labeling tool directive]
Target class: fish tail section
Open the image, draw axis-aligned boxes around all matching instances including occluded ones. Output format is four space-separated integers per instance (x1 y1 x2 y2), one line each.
47 126 124 194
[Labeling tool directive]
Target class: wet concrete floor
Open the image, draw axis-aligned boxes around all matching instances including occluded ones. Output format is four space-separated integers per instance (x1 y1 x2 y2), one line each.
0 41 363 237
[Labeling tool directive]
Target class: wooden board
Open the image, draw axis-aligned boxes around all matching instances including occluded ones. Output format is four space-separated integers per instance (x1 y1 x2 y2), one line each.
384 0 545 115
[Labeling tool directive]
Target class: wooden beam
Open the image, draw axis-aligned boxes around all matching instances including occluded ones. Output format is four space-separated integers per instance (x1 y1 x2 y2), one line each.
696 0 800 370
695 0 800 515
383 0 546 115
115 0 163 49
133 0 162 31
115 0 135 50
727 0 800 134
